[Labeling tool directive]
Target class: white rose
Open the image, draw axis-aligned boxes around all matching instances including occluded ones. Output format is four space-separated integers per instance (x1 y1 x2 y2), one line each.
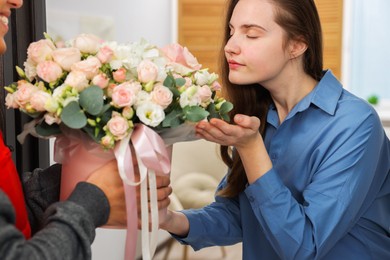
136 102 165 127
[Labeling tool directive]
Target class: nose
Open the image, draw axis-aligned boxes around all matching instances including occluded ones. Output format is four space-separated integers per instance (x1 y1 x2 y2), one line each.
8 0 23 9
224 36 240 56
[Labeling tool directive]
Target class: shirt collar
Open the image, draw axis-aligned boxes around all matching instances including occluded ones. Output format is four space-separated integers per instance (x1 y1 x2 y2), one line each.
267 70 343 126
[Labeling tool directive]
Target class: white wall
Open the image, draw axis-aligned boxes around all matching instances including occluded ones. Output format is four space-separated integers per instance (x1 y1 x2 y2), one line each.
45 1 176 259
45 0 174 46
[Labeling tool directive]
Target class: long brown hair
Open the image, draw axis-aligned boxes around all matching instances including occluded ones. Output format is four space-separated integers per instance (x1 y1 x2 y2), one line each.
218 0 323 197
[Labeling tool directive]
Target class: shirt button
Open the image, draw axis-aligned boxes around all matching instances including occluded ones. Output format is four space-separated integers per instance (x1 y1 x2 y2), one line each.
249 196 255 202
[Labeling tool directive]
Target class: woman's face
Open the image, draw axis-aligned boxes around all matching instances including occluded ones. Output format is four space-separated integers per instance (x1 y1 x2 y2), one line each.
0 0 23 54
224 0 291 87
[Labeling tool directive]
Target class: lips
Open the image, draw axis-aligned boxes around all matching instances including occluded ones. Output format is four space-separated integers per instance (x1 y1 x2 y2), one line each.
227 59 244 69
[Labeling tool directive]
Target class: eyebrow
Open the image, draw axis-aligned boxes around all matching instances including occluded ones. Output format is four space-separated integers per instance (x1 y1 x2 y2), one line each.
229 23 268 32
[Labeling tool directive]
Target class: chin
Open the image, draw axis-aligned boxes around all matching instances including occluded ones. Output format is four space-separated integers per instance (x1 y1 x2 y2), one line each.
228 75 255 85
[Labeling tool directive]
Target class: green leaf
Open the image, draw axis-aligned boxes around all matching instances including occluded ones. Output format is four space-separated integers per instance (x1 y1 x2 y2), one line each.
183 106 209 122
219 101 234 114
207 103 219 119
35 121 61 136
79 85 104 116
61 101 87 129
221 113 230 122
163 74 175 88
175 77 186 87
83 125 104 143
162 109 183 127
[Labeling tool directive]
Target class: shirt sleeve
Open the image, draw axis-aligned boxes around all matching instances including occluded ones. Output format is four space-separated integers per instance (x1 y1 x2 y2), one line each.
172 176 243 251
0 182 110 260
245 107 388 259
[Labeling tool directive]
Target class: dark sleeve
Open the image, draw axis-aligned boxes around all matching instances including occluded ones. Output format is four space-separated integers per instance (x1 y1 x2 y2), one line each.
0 182 110 260
21 164 62 234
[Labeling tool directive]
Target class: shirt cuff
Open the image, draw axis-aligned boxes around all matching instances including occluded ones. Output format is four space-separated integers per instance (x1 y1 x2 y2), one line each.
245 168 284 206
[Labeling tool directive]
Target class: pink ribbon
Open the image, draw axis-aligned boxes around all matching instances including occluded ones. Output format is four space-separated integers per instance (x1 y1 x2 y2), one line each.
114 124 171 260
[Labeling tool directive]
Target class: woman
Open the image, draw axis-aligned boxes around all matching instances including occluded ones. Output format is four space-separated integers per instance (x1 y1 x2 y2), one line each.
158 0 390 259
0 0 170 259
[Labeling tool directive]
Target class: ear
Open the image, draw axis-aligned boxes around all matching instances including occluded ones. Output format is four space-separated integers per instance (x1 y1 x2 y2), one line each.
288 37 308 59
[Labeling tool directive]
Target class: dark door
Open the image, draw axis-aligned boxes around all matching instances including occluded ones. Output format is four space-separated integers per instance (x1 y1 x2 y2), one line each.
0 0 49 174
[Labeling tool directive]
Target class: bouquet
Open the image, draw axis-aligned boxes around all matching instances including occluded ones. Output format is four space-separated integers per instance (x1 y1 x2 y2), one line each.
5 33 232 148
3 33 233 260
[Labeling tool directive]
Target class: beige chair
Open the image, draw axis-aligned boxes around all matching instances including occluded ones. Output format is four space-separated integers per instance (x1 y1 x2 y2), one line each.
163 173 226 260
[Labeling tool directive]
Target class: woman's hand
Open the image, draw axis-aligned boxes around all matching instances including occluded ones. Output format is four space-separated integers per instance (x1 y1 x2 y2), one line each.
195 114 261 150
196 114 272 184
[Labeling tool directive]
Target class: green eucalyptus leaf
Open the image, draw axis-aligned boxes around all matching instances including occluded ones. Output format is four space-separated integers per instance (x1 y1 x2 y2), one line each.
184 106 209 122
221 113 230 122
163 74 175 88
167 86 181 98
61 101 87 129
35 121 61 136
79 85 104 116
175 77 186 87
219 101 234 114
207 103 219 119
162 109 183 127
100 106 114 125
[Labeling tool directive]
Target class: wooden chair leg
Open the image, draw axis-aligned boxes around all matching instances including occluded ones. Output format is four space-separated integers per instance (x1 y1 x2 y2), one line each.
220 246 227 258
182 245 188 260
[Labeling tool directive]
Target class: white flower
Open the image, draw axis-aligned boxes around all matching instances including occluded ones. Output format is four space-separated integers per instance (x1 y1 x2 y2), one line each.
179 86 201 108
134 90 152 109
136 102 165 127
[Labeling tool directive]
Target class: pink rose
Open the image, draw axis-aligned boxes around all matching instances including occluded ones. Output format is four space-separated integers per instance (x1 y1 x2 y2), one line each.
15 81 36 107
101 135 115 149
92 73 109 89
161 43 201 70
71 56 101 80
30 90 51 111
36 60 63 83
122 106 134 119
198 85 213 107
150 83 173 109
137 60 158 83
111 82 137 107
113 67 127 83
97 45 114 63
44 113 61 125
52 47 81 71
73 33 101 54
211 81 222 91
64 71 89 92
27 39 56 65
106 112 130 140
5 93 19 109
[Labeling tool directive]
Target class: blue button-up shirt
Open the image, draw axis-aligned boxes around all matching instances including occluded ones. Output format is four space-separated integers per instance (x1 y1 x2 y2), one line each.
175 71 390 259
